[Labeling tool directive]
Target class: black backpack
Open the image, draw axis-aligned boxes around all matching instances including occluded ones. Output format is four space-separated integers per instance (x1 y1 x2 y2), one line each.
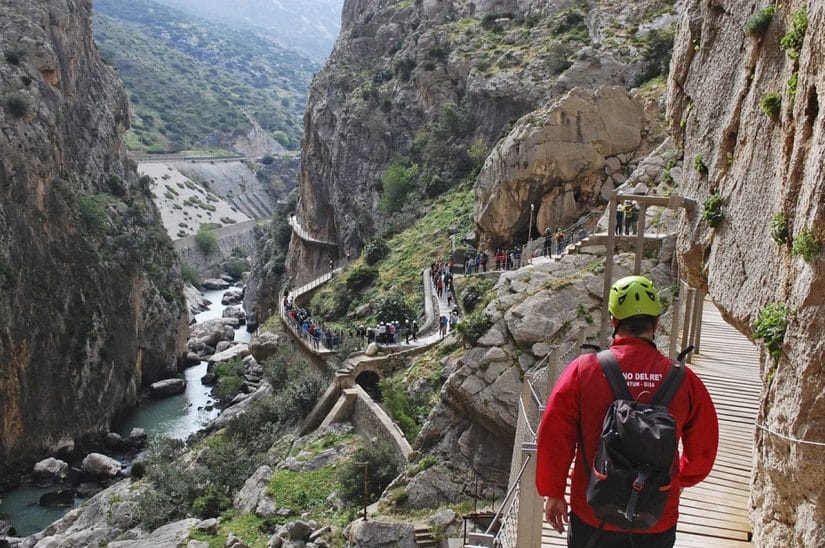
585 349 686 530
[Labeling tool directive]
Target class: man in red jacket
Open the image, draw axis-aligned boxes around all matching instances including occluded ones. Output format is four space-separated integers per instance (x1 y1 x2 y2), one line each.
535 275 718 547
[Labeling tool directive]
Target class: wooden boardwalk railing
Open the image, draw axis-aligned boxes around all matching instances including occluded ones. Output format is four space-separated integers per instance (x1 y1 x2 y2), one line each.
541 297 759 547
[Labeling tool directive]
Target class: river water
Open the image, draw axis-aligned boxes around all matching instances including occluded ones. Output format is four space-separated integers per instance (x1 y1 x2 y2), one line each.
0 288 248 537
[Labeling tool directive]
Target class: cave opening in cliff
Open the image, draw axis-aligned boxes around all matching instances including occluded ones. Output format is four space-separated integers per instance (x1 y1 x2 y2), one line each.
355 370 382 402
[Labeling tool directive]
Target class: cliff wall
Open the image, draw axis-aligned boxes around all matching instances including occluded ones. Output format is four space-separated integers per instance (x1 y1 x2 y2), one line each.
0 0 186 480
285 0 682 288
668 2 824 545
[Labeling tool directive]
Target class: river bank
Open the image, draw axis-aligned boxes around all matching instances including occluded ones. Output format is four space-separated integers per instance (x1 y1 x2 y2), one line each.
0 287 248 537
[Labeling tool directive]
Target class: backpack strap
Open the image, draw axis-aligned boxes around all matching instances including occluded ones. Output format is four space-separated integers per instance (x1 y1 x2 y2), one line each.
651 360 686 407
595 350 632 401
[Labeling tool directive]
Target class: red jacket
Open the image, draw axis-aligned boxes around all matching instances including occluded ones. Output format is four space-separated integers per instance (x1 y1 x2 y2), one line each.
535 336 718 533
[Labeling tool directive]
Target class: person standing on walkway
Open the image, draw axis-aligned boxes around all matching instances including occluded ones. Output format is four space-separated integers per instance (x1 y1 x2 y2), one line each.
535 276 718 548
544 228 553 256
554 228 565 256
411 319 418 342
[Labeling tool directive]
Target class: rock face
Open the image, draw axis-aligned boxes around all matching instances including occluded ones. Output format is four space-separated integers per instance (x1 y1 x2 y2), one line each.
412 251 676 504
0 0 186 481
668 2 825 545
267 0 680 319
474 86 643 250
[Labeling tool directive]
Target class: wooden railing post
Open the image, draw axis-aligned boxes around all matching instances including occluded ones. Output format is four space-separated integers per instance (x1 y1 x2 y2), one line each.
688 289 705 361
634 204 647 275
600 195 618 348
681 287 696 352
516 446 542 548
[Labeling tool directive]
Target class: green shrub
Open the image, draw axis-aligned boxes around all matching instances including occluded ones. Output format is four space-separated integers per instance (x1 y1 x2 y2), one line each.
195 225 219 255
743 6 775 35
374 292 416 323
753 302 790 363
337 443 400 509
223 257 247 279
192 485 232 518
78 193 110 230
213 359 245 403
459 277 496 313
780 9 808 60
702 194 723 228
346 265 378 292
791 226 821 263
787 72 798 98
769 213 790 245
379 377 420 441
4 48 23 65
380 160 419 213
180 262 201 286
760 92 781 118
5 93 28 118
456 312 493 346
364 237 390 265
693 153 708 175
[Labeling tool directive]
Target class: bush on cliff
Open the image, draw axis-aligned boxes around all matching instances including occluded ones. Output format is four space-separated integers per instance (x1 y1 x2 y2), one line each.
338 443 400 509
195 224 219 255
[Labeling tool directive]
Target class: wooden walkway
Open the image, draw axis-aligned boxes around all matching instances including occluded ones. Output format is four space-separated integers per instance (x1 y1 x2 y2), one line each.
542 298 759 547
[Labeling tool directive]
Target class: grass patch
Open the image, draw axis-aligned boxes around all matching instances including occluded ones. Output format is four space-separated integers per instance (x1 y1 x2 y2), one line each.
702 194 723 228
268 466 339 518
190 512 268 548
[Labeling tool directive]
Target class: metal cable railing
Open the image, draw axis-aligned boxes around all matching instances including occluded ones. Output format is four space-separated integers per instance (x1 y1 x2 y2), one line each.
485 454 532 536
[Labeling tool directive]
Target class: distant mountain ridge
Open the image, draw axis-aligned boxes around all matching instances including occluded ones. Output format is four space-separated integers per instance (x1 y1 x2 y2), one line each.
94 0 319 154
152 0 343 61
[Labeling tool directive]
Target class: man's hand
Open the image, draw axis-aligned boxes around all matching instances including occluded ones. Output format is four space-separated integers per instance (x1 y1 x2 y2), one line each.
543 497 568 534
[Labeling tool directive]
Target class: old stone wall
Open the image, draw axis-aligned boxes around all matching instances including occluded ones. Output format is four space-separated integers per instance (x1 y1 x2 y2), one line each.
669 1 825 545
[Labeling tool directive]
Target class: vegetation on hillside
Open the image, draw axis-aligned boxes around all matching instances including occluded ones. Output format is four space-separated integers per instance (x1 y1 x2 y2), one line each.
94 0 316 153
308 186 475 328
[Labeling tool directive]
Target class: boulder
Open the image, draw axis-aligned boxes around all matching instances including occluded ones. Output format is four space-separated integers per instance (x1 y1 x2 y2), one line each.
108 518 200 547
221 288 244 305
249 331 282 362
202 278 230 290
288 520 313 541
208 343 250 366
149 378 186 398
346 519 416 548
39 488 76 508
185 285 209 316
105 432 126 451
209 383 273 430
215 340 236 353
226 532 249 547
196 518 218 535
189 319 236 351
365 342 379 356
0 520 17 537
183 352 203 366
33 457 69 484
223 306 246 324
127 428 147 447
77 482 102 498
81 453 121 478
234 465 274 514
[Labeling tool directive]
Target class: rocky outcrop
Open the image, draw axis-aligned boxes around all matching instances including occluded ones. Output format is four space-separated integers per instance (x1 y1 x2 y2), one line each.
668 2 825 545
474 86 644 250
412 251 676 503
0 0 186 481
284 0 681 293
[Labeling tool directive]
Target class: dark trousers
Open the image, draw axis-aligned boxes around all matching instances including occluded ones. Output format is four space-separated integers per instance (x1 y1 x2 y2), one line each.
567 514 676 548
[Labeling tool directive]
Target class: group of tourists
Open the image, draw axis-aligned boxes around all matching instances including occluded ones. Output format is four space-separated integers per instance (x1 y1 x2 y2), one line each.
282 296 343 351
615 199 640 235
542 227 568 256
354 319 419 345
493 248 523 270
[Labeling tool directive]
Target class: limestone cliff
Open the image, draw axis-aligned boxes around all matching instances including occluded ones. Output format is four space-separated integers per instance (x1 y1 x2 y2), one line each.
668 1 824 545
286 0 682 290
0 0 186 481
